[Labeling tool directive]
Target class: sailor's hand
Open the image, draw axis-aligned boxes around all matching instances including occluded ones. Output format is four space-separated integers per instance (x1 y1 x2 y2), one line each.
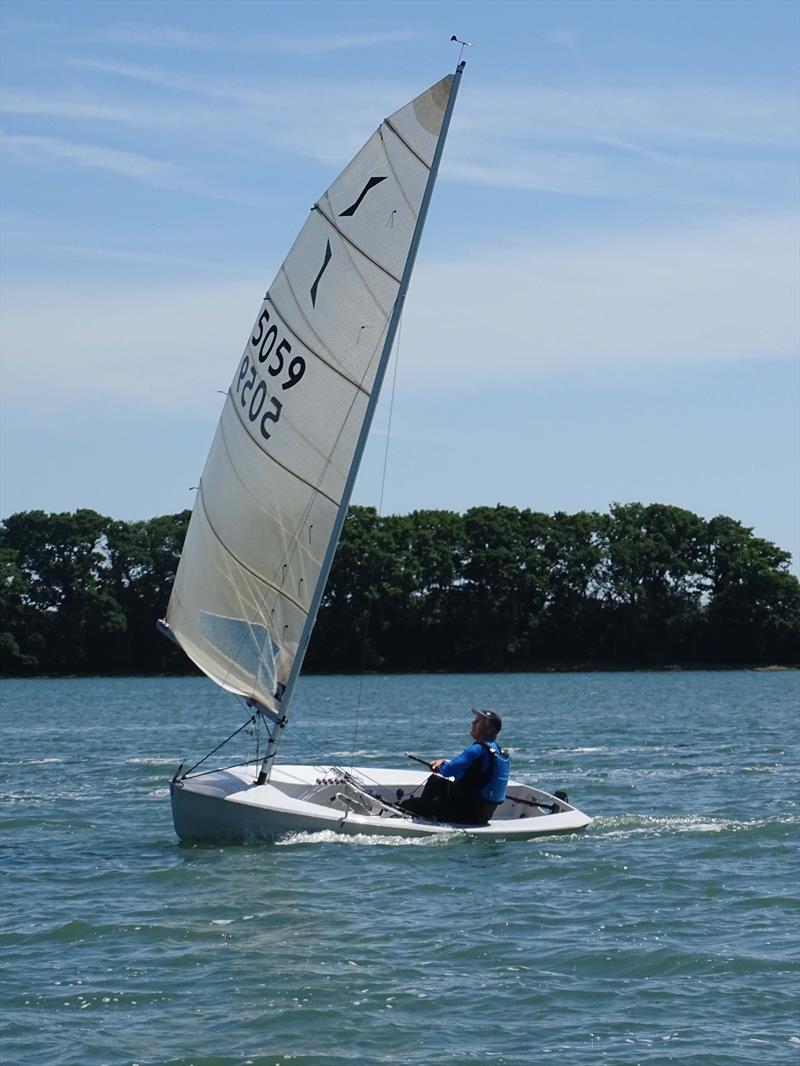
431 759 445 773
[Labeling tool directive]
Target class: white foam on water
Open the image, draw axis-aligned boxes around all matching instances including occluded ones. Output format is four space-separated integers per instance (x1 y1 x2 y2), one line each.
1 757 65 766
276 829 439 847
1 789 103 805
328 749 383 759
127 757 177 766
549 746 668 755
593 812 794 839
550 746 608 754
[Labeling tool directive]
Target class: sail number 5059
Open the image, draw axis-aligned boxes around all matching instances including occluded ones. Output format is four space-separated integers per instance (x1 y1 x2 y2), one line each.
236 355 283 440
249 307 306 388
234 306 307 440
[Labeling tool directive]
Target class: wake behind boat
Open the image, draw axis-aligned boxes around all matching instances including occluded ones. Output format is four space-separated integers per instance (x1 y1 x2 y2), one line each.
162 61 592 843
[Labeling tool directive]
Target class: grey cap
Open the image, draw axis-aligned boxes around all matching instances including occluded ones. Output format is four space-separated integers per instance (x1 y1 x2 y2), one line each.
473 708 502 735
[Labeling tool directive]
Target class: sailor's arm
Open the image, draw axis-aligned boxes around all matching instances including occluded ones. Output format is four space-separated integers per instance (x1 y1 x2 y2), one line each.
433 743 483 780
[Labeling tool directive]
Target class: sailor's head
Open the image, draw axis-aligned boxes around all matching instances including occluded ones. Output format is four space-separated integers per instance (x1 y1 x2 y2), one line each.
471 708 502 740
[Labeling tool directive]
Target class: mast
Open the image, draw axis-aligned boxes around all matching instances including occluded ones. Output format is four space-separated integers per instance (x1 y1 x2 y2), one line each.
255 61 466 784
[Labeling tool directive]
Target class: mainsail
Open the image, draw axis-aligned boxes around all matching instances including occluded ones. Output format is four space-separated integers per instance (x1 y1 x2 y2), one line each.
166 67 463 716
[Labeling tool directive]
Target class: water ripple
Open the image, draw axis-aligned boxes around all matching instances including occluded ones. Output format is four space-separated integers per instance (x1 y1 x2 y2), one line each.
1 672 798 1066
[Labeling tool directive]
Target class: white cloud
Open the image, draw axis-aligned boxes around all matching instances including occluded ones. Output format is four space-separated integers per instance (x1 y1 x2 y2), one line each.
0 276 260 417
403 214 799 381
2 215 796 419
0 129 249 201
455 85 798 148
38 62 795 202
66 59 410 163
0 90 213 128
72 62 797 152
0 130 176 181
91 24 423 55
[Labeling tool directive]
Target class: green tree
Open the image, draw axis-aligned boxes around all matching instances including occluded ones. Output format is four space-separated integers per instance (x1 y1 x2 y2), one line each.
1 503 797 675
599 503 708 662
540 510 608 663
704 516 800 662
105 511 192 673
1 510 125 672
0 546 38 671
456 506 551 668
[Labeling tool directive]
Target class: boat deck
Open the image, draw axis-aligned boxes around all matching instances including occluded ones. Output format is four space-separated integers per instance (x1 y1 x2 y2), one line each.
171 763 593 842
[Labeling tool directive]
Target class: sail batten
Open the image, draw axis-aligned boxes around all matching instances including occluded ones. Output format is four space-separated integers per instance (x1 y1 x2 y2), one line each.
263 292 376 397
196 482 310 617
166 69 462 714
223 390 343 505
382 118 431 169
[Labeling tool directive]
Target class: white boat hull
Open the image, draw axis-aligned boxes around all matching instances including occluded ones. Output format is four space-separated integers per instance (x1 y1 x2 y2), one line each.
170 764 593 842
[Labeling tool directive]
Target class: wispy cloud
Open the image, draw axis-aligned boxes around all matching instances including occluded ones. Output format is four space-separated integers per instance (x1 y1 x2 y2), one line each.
1 277 260 413
458 85 799 148
50 60 798 204
1 90 179 126
3 55 797 259
73 59 798 149
404 213 799 381
443 143 793 208
0 129 251 202
1 130 176 181
3 233 240 272
2 215 796 415
1 16 422 54
91 24 423 55
65 59 412 163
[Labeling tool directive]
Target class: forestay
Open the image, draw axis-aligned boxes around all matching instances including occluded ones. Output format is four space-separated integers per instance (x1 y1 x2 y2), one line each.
166 72 458 715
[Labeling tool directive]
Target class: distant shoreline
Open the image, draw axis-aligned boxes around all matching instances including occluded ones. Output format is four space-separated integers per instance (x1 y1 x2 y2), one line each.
4 505 798 677
2 663 797 681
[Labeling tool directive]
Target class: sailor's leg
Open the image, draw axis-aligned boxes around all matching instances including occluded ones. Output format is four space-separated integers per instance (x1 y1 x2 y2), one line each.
440 795 498 826
399 774 450 818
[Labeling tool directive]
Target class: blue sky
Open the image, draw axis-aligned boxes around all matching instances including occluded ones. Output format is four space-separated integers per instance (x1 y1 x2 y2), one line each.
1 0 798 568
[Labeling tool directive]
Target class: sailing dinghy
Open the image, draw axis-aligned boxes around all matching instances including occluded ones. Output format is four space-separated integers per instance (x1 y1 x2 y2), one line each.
164 63 592 842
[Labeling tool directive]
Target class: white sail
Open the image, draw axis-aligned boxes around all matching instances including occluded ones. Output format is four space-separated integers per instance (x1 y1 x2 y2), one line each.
166 72 458 714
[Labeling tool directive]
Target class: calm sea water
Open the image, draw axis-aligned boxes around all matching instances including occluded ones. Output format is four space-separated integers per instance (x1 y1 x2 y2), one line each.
1 672 798 1066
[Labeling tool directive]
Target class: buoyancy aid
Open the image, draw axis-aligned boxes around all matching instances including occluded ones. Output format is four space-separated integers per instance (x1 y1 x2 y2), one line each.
479 740 511 804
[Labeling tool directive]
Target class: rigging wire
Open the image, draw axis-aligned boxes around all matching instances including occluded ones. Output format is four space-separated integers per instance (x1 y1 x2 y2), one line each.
180 713 257 778
349 315 405 770
378 314 403 517
175 678 243 775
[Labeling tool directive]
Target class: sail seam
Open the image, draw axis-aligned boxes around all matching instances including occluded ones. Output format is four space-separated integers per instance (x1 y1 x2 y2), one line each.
196 471 314 617
216 409 333 572
279 246 388 352
312 204 402 285
383 118 431 170
263 294 371 399
225 392 341 509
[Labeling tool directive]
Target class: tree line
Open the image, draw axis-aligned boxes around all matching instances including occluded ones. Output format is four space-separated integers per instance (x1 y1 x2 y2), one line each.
1 503 798 677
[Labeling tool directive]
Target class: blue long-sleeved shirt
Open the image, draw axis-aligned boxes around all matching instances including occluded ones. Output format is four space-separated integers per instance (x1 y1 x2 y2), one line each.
438 741 491 781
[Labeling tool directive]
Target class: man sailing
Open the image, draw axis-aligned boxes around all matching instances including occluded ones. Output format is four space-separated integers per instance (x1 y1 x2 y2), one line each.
400 709 511 825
